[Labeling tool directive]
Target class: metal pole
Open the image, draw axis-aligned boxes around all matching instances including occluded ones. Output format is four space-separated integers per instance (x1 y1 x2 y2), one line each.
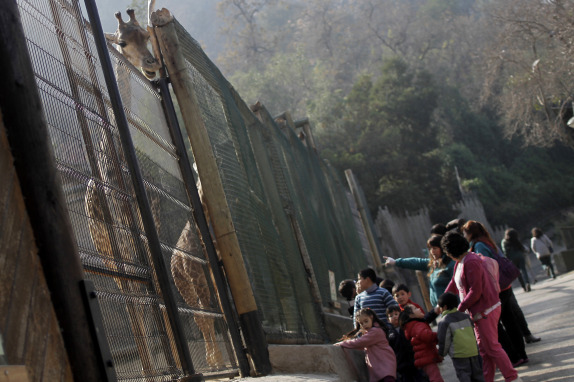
157 77 251 377
82 0 200 379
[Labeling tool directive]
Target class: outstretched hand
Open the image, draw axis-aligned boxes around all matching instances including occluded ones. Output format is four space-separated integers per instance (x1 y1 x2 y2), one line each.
383 256 396 266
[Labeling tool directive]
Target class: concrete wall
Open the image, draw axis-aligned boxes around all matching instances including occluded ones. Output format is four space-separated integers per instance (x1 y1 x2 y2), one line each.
268 345 368 381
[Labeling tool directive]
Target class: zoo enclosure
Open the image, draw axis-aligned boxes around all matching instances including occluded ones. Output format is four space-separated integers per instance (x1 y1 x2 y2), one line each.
9 0 371 380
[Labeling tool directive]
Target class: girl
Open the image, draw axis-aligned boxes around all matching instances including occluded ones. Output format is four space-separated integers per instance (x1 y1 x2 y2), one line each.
335 308 397 382
399 305 444 382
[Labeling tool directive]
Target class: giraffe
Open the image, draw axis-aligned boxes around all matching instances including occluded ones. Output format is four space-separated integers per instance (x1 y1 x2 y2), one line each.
87 13 226 368
84 136 160 374
104 9 161 79
84 135 226 370
170 221 226 369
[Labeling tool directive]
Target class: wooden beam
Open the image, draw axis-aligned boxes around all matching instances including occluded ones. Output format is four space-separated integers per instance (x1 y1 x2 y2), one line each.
152 9 271 375
0 366 30 382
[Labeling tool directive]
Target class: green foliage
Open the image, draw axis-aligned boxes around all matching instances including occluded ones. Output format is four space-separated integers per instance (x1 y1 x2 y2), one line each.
212 0 574 230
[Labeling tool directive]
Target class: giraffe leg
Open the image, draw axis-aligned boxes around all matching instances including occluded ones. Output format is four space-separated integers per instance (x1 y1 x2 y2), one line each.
193 314 225 368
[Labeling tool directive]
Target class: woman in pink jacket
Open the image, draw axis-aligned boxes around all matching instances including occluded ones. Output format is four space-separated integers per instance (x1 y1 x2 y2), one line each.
335 308 397 382
442 231 522 382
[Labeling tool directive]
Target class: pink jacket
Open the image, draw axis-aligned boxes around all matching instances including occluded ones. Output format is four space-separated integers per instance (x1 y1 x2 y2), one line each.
445 252 500 317
338 325 397 381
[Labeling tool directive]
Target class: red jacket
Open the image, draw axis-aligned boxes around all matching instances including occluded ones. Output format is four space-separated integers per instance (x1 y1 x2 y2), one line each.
399 299 425 313
403 319 440 368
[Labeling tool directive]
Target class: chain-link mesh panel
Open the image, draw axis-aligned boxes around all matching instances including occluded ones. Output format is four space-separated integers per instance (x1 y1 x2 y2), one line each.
17 0 239 379
169 19 367 343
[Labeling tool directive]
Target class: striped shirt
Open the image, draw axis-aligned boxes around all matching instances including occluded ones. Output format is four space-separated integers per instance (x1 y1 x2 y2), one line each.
354 284 398 324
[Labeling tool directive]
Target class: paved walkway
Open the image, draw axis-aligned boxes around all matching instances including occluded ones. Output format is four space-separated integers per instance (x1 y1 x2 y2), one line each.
222 269 574 381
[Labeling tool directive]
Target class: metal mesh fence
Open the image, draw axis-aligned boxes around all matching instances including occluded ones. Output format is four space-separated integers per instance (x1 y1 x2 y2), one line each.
17 0 238 379
169 19 368 343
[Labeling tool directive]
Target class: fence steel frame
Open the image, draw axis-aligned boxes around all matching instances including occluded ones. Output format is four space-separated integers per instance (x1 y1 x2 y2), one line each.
0 1 112 380
83 0 201 379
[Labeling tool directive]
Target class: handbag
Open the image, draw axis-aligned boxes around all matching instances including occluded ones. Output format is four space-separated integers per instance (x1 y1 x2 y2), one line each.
472 241 520 290
492 249 521 290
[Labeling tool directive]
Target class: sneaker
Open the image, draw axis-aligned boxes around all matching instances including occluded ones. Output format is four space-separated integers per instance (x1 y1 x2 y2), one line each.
525 334 541 343
512 377 524 382
526 283 531 292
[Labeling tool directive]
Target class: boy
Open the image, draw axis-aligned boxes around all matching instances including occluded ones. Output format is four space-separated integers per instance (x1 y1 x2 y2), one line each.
380 279 395 295
393 284 425 312
387 306 429 382
355 268 397 325
437 292 484 382
338 279 357 317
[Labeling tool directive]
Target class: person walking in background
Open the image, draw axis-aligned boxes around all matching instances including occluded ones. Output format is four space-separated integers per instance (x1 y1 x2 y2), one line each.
437 292 484 382
399 305 444 382
530 227 557 279
501 229 531 292
355 268 398 326
384 235 455 308
442 231 521 382
463 221 540 367
335 308 397 382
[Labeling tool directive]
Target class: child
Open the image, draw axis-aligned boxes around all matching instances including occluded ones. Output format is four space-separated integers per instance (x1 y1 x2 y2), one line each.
393 284 425 312
399 305 444 382
387 306 429 382
335 308 397 382
437 292 484 382
381 279 396 296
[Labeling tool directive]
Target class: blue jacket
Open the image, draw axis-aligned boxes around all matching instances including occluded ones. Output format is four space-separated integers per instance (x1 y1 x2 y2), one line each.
395 257 455 307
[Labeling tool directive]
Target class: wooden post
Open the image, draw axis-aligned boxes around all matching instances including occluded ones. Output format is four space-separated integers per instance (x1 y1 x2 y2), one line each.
345 169 383 271
415 270 433 312
0 1 112 380
151 9 271 375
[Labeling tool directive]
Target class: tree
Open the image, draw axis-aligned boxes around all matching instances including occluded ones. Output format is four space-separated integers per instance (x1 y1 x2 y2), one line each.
319 58 457 220
481 0 574 148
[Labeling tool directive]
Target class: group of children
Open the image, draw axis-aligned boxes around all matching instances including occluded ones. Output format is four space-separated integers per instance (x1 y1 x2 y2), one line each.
336 283 484 382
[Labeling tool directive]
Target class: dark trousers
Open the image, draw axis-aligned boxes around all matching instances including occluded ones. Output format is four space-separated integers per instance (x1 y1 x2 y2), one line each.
511 256 530 287
498 288 529 362
452 355 485 382
539 255 556 278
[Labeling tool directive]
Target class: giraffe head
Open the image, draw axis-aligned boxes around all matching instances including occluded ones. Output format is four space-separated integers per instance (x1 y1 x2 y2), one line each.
105 9 161 79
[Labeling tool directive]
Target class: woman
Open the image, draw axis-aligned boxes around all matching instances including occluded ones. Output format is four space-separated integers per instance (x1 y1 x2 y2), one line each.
463 221 540 366
501 229 531 292
442 231 521 382
530 227 556 279
384 235 455 308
